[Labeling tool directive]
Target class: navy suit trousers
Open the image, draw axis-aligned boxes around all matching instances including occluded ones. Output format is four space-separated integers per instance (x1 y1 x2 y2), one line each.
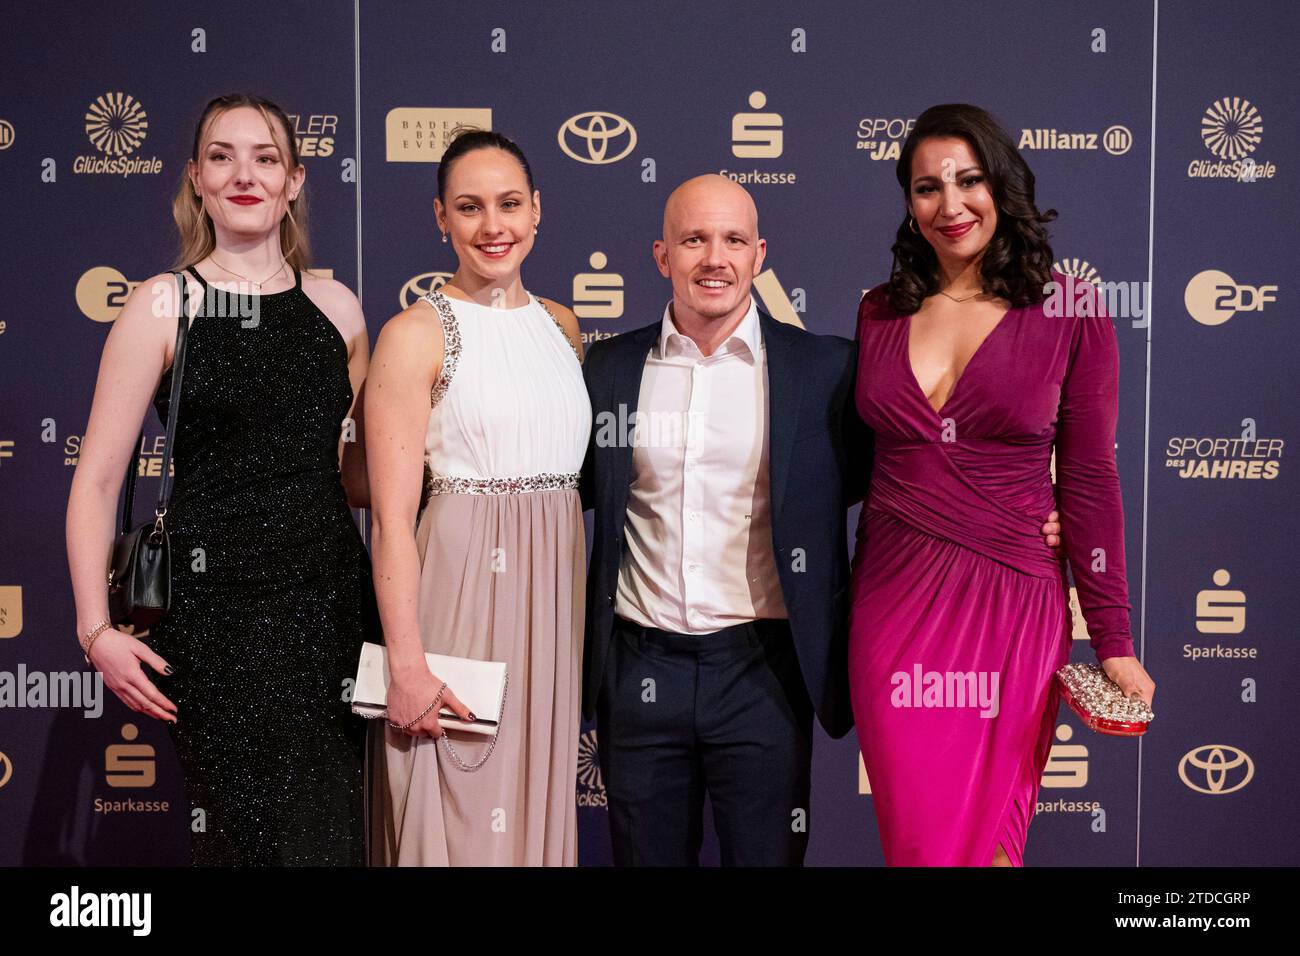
595 615 814 866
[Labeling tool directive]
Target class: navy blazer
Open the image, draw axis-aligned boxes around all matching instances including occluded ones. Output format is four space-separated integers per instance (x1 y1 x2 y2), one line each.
580 309 871 739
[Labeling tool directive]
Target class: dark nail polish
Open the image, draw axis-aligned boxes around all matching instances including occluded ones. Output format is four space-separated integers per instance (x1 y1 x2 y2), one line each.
164 664 175 675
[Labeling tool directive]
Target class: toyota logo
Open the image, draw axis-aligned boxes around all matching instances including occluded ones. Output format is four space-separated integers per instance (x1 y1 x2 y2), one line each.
400 271 454 309
558 111 637 165
1178 744 1254 795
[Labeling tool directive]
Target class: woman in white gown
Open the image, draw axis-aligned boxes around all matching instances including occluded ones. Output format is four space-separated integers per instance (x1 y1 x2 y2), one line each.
365 130 590 865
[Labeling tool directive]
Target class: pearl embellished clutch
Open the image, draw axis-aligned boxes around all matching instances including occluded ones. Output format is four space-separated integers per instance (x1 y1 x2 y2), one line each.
1055 663 1153 737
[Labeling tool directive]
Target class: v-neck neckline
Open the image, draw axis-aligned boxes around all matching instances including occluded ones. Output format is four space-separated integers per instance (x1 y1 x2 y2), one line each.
904 306 1014 417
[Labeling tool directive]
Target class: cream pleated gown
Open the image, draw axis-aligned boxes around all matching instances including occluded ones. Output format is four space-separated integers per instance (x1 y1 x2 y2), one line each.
368 289 591 866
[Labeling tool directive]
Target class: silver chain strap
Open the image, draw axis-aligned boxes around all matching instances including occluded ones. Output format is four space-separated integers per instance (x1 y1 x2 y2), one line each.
358 674 508 774
439 673 508 773
355 682 445 731
390 682 446 732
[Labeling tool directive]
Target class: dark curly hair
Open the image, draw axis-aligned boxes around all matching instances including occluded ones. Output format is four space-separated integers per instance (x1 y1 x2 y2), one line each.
887 104 1056 315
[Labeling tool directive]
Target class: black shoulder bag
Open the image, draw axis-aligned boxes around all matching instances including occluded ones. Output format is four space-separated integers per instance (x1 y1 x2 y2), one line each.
107 272 192 627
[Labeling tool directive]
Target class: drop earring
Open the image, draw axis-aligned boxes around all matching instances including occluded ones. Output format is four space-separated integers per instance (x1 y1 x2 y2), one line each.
441 232 448 243
908 216 919 234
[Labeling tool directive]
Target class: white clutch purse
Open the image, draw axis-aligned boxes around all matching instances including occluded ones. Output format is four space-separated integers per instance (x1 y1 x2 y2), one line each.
352 642 508 770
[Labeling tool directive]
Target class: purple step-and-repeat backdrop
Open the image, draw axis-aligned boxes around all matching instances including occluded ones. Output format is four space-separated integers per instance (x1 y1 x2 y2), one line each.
0 0 1294 865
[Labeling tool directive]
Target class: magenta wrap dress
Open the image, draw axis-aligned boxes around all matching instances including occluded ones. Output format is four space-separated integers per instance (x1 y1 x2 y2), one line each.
848 275 1135 866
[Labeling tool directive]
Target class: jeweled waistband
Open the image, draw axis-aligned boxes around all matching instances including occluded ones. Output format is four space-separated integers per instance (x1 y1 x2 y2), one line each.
425 471 581 496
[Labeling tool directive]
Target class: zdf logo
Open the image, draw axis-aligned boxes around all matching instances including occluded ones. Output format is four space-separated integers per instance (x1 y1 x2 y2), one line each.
76 267 138 323
1184 270 1277 326
557 112 636 165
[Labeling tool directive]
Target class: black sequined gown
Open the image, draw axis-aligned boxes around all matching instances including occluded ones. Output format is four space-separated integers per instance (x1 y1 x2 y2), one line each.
151 265 380 866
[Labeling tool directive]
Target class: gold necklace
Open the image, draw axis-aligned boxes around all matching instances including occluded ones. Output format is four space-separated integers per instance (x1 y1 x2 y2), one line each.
209 255 287 292
939 288 983 303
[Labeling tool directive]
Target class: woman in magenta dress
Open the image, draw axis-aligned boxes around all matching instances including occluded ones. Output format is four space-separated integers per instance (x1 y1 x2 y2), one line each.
848 104 1156 866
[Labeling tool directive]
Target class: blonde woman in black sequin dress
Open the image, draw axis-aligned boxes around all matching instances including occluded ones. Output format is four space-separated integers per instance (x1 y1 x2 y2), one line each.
66 94 381 865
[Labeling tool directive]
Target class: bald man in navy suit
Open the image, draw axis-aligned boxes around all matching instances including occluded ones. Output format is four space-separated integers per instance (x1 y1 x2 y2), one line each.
579 175 1058 865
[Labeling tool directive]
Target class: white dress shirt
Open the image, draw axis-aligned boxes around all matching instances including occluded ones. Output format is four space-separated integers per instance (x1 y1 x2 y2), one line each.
615 297 789 634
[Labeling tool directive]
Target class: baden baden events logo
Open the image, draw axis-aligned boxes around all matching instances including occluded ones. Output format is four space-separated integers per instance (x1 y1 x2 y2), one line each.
1019 123 1132 156
722 91 796 184
386 108 492 162
557 112 637 165
1191 97 1274 182
1185 269 1277 327
0 586 21 639
76 93 162 176
855 117 914 161
1179 745 1254 794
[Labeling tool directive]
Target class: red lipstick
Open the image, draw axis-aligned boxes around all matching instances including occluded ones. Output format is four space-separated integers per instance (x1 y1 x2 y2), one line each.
935 221 976 239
